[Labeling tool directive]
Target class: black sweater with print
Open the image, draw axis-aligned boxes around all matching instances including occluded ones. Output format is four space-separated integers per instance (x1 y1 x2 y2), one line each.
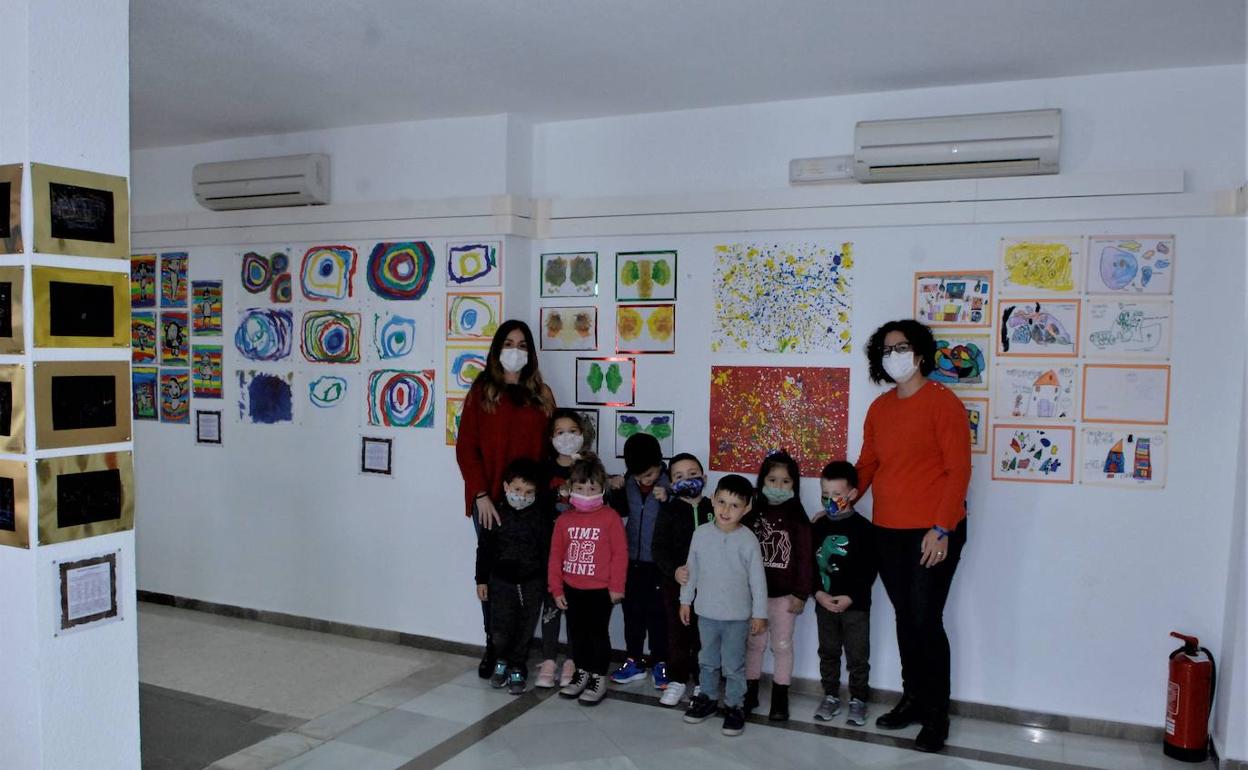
652 496 715 581
474 501 551 584
810 511 877 612
744 498 813 600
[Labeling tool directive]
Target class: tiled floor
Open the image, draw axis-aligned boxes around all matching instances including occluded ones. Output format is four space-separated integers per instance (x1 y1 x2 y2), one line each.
138 605 1214 770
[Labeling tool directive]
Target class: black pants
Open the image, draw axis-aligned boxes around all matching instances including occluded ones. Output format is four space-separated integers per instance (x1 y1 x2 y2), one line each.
815 606 871 701
875 519 967 717
565 586 614 675
471 515 492 652
540 594 563 661
623 561 668 663
489 577 545 675
661 577 700 685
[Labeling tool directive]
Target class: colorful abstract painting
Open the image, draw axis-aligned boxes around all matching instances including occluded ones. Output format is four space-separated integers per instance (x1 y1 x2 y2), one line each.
914 271 993 327
541 252 598 297
996 299 1081 357
1080 427 1167 489
373 312 417 360
191 344 223 398
712 242 854 353
132 367 158 421
300 310 361 364
540 306 597 351
993 364 1077 421
616 304 675 354
367 369 435 428
930 333 991 390
365 241 434 300
191 280 223 335
1085 235 1174 295
575 357 635 406
446 344 488 395
159 311 190 366
240 250 291 298
616 251 677 300
446 397 465 445
234 308 293 361
237 370 294 424
298 371 358 428
130 254 157 308
1083 298 1172 360
300 245 357 300
131 312 156 364
446 292 502 341
962 397 989 454
307 374 350 410
159 252 188 307
709 366 850 476
991 424 1074 484
159 369 190 424
998 237 1082 296
614 410 674 458
447 241 501 287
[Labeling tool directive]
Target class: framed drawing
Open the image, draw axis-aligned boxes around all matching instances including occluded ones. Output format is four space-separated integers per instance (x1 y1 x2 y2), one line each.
992 363 1078 422
1081 364 1171 426
34 361 131 449
616 251 677 301
447 241 501 287
998 236 1082 296
0 265 25 354
540 306 598 351
990 424 1075 484
31 163 130 258
914 271 993 327
540 252 598 298
614 410 674 459
1082 298 1172 360
996 298 1080 358
33 266 129 348
0 364 27 454
930 332 991 390
446 292 502 342
0 459 30 549
1085 235 1174 295
616 304 675 354
575 357 636 406
1 164 23 253
37 451 135 545
1080 427 1167 489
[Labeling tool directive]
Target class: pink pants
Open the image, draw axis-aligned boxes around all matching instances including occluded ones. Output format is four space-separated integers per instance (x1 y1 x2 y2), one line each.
746 596 797 684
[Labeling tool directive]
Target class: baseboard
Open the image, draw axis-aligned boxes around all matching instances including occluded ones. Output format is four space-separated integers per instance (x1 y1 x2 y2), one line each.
137 590 1164 744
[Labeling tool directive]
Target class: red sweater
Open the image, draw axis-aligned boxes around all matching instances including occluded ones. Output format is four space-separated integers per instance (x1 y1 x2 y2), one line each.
855 380 972 531
547 504 629 596
455 382 550 516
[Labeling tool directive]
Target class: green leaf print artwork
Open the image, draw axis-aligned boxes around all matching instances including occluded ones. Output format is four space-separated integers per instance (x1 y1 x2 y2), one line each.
586 362 605 393
605 363 623 393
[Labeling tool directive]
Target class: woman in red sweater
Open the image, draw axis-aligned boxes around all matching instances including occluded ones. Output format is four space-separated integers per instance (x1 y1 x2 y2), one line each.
456 319 556 676
853 319 971 754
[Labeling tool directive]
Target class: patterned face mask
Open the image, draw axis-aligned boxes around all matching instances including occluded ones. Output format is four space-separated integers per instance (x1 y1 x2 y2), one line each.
506 492 535 509
672 477 705 498
761 486 794 505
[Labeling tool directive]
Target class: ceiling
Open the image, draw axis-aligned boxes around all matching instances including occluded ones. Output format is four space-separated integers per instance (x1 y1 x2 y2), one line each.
130 0 1246 149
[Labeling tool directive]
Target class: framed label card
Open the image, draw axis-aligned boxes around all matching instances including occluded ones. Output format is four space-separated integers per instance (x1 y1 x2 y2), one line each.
360 436 393 476
1 164 23 253
0 459 31 549
56 551 121 635
0 265 25 354
34 361 131 449
33 266 129 348
0 364 27 454
37 451 135 545
196 410 222 446
31 163 130 259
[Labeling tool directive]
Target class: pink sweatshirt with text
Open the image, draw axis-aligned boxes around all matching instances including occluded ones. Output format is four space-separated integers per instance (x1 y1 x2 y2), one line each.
547 504 629 597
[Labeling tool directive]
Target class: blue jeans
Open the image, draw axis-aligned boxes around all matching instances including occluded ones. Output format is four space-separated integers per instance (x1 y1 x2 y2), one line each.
698 617 749 707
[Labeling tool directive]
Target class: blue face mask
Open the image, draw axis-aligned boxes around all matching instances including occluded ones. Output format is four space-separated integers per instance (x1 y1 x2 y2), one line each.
761 486 794 505
671 477 705 499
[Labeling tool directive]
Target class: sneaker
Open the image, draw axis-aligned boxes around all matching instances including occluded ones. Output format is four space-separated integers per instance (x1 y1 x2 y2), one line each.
534 660 557 689
477 646 495 679
847 698 868 726
814 695 841 721
579 673 608 705
507 670 526 696
683 693 716 723
489 661 508 689
721 706 746 736
652 661 669 690
659 681 687 707
691 684 702 699
560 668 590 698
610 658 647 684
559 659 577 687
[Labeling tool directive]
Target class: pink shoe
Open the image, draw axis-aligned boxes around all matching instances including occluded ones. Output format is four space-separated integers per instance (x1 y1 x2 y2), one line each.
559 659 577 687
535 659 558 689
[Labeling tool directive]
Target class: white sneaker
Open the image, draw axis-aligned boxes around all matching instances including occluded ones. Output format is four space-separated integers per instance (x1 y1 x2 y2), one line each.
659 681 686 707
560 669 590 698
578 673 609 705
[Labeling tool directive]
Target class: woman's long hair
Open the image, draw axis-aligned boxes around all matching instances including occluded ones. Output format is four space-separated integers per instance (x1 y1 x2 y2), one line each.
475 320 555 414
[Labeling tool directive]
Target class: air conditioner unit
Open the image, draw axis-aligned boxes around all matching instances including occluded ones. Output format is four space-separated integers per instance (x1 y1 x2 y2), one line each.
193 154 330 210
854 109 1060 183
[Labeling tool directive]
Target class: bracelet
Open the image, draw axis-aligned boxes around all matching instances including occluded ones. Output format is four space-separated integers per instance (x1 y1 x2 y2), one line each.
475 492 489 500
932 525 950 540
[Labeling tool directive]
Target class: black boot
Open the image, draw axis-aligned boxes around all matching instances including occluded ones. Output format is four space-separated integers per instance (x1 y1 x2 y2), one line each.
875 692 922 730
768 683 790 722
915 713 950 753
743 679 760 714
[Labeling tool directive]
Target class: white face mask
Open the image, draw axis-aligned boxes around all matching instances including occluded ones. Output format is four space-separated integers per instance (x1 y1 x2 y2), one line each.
499 348 528 373
552 432 583 457
882 351 919 384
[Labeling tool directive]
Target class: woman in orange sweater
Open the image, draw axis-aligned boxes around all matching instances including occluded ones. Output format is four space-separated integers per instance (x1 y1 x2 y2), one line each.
852 319 971 754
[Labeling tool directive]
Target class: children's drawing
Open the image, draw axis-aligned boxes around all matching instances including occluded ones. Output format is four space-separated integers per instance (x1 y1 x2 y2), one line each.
1080 427 1167 489
708 366 850 476
237 370 294 425
300 245 357 301
914 271 993 327
132 367 158 421
997 299 1080 357
446 344 489 395
160 252 188 307
616 251 677 301
993 364 1077 421
308 374 349 409
365 241 434 300
130 254 156 308
447 242 501 287
575 408 600 455
930 333 990 390
270 273 292 303
234 308 293 361
1083 299 1172 359
374 313 417 359
159 311 189 366
1085 235 1174 295
616 304 675 354
614 410 675 459
712 242 854 353
540 306 597 351
131 312 156 364
991 424 1075 484
300 310 361 364
159 369 190 424
1081 364 1170 425
446 397 466 445
575 357 636 406
240 250 290 295
541 252 598 297
446 292 502 341
297 371 358 428
367 369 435 428
191 280 223 335
191 345 223 399
998 237 1082 295
962 397 989 454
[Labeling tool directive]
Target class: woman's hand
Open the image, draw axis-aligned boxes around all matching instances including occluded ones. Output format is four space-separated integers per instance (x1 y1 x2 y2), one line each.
476 584 488 601
476 496 501 530
554 594 568 610
679 605 692 626
675 565 690 585
920 528 949 568
788 595 806 614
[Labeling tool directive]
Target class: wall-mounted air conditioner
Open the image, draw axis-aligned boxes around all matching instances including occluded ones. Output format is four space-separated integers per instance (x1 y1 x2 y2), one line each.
192 154 330 211
854 109 1060 183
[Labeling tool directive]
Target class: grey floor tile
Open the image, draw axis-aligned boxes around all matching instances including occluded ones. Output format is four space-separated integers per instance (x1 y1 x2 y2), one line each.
525 757 642 770
432 738 525 770
270 740 409 770
396 682 512 725
359 677 440 708
505 693 592 728
503 712 631 766
208 732 324 770
141 685 282 769
295 702 386 741
335 709 467 758
250 712 308 730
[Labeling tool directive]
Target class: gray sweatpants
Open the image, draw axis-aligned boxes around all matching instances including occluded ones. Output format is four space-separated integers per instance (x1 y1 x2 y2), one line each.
815 606 871 701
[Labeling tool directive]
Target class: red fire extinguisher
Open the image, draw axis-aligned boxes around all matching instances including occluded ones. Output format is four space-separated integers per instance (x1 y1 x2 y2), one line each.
1164 631 1216 762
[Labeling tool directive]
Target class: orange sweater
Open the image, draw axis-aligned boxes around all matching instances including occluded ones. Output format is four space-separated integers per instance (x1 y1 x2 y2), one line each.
855 380 972 531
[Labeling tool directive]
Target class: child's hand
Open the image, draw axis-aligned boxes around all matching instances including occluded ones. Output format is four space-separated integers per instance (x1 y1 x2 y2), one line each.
675 565 690 585
476 584 488 601
609 591 625 604
679 604 692 626
653 486 668 502
554 594 568 610
608 474 625 490
788 595 806 614
828 595 853 613
749 618 768 635
814 591 836 612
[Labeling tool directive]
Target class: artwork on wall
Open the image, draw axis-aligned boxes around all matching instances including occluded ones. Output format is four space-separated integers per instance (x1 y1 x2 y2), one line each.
1085 235 1174 295
712 242 854 353
996 298 1080 357
31 163 130 259
234 308 293 361
616 251 677 301
191 280 223 335
1080 427 1167 489
930 332 991 390
195 410 222 446
1082 298 1172 360
159 252 188 307
998 236 1082 295
240 250 291 301
709 366 850 476
237 370 295 425
191 345 223 398
614 410 674 459
34 361 131 449
616 304 675 354
0 364 27 454
447 241 501 287
300 310 361 364
55 551 120 634
990 424 1075 484
131 368 158 422
541 252 598 297
446 292 502 341
373 312 418 360
33 266 129 348
1081 363 1171 425
0 458 30 549
36 451 135 545
0 266 24 355
298 371 358 427
131 312 156 364
446 344 488 396
575 356 636 406
159 369 190 424
962 397 989 454
159 311 190 366
130 254 156 308
1 164 22 254
365 241 435 300
993 363 1078 422
367 369 435 428
445 397 465 446
914 271 993 327
575 408 600 455
540 306 597 351
360 436 394 476
300 245 357 300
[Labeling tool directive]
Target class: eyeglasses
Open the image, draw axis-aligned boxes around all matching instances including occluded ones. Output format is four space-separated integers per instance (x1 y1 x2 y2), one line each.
880 343 913 355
